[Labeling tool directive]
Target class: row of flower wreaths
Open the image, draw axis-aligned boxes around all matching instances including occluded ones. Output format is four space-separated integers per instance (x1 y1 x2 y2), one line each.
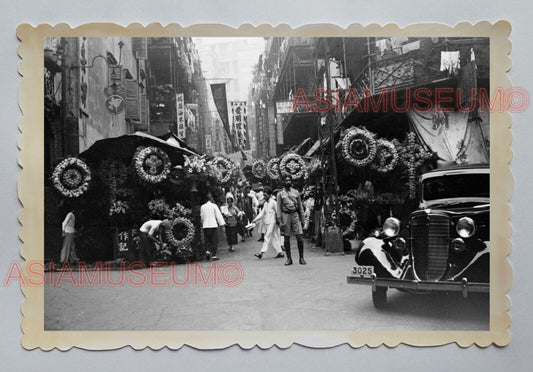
252 127 433 189
50 146 244 256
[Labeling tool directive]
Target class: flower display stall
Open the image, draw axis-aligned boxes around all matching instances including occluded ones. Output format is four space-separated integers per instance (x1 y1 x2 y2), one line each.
46 132 216 264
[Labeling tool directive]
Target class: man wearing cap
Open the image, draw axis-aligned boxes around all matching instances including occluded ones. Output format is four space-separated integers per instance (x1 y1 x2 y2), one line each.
276 176 306 265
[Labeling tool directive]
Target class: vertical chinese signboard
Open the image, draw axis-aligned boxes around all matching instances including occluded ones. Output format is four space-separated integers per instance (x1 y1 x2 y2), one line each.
176 93 186 139
230 101 248 150
105 65 126 115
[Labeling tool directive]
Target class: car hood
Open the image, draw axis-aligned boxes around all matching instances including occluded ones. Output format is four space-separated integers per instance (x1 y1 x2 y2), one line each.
418 198 490 215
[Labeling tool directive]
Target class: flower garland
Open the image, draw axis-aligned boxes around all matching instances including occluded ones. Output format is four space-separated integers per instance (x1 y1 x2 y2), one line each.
303 197 315 230
133 146 171 184
148 199 192 219
306 158 323 178
251 159 267 179
183 155 209 180
371 139 399 173
397 132 434 199
209 157 234 184
171 202 192 217
339 206 358 237
266 158 281 180
52 157 92 198
280 153 307 180
341 127 377 167
164 217 195 248
109 200 129 216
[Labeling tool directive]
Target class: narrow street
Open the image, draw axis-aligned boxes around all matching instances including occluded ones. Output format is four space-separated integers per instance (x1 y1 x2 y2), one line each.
45 237 489 331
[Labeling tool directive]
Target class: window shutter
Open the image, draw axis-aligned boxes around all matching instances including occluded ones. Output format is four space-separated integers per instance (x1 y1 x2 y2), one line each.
132 38 148 60
124 79 139 120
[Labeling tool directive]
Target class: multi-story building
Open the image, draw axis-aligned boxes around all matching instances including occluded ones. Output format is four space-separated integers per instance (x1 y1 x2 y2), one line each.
43 36 206 261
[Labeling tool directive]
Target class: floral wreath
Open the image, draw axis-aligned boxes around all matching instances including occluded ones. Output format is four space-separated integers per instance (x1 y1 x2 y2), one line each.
339 207 358 237
251 159 267 179
133 146 171 184
164 217 195 249
280 153 307 180
210 157 234 184
266 158 281 180
341 127 377 167
52 157 92 198
370 139 399 173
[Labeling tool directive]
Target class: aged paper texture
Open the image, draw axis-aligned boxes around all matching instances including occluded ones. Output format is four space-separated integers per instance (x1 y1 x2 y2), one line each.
18 22 512 349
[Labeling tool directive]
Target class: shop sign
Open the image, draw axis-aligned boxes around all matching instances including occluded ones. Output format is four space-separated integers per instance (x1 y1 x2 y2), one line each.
276 100 294 114
106 95 125 115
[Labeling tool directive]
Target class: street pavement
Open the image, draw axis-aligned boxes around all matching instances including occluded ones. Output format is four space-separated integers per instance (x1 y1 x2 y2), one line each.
44 237 489 331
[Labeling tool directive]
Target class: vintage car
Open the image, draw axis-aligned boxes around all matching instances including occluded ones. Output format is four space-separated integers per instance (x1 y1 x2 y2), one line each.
347 164 490 308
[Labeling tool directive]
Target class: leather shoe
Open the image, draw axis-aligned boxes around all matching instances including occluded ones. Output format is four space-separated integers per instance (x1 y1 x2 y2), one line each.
299 258 307 265
284 258 293 266
274 253 284 258
254 253 263 259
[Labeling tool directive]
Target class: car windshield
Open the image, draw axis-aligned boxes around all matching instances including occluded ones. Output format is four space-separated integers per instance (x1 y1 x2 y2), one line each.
422 173 489 201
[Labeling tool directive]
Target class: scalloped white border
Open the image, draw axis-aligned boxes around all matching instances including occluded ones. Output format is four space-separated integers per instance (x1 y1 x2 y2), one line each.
17 22 512 350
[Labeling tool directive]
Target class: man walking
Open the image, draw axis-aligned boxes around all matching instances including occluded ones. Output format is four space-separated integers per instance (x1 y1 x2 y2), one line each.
200 193 225 261
252 187 284 259
276 176 306 265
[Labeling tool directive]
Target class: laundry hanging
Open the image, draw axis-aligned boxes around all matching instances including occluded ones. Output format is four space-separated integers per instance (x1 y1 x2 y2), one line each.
440 51 461 75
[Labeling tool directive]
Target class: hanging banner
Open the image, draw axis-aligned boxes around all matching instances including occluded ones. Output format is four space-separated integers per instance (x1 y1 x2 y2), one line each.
230 101 249 150
210 83 237 151
176 93 186 139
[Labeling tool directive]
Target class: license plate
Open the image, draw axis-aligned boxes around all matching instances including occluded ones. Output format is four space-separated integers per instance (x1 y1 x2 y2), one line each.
352 265 374 278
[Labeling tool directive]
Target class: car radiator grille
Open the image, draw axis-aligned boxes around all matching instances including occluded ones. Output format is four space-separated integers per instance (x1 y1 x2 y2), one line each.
411 214 450 281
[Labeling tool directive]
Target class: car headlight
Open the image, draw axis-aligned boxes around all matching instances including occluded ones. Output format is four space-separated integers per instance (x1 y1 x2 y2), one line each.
383 217 400 238
456 217 476 238
451 238 466 252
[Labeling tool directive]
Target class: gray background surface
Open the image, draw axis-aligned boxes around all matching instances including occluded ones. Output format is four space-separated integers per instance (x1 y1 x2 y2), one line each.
1 0 531 370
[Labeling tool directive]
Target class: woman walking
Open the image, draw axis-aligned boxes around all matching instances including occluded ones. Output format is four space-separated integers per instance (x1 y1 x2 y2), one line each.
221 193 242 252
60 208 79 265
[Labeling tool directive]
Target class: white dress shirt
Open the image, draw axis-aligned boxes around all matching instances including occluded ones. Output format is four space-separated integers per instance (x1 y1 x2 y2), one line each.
253 197 277 225
200 201 226 228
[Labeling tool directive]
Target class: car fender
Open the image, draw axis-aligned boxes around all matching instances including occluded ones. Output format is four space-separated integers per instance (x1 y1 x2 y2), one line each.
357 237 403 279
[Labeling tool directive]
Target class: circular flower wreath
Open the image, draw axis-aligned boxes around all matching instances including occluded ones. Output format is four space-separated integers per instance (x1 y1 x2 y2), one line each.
266 158 281 180
341 127 377 167
280 153 307 180
164 217 195 249
210 157 234 184
52 157 92 198
134 146 171 184
339 207 358 237
251 159 267 179
370 139 399 173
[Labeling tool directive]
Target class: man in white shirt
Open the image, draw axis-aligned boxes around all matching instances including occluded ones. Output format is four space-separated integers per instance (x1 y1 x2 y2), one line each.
139 218 171 265
252 187 284 259
255 184 266 242
200 193 226 261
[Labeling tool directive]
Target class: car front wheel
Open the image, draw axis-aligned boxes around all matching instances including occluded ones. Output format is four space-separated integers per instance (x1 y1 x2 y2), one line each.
372 286 387 308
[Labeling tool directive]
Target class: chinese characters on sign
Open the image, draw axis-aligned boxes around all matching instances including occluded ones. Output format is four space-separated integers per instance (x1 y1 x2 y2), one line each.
105 65 125 115
231 101 248 150
176 93 186 139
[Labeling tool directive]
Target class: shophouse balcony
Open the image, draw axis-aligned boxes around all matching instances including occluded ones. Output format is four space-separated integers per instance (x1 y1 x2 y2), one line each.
351 38 489 102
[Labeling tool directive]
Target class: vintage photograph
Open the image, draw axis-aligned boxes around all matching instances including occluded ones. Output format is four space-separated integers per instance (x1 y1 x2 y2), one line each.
18 23 511 348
